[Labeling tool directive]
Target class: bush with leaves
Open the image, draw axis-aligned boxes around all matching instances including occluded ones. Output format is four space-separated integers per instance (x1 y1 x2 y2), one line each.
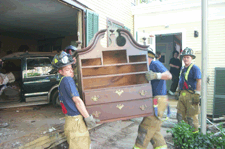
167 121 225 149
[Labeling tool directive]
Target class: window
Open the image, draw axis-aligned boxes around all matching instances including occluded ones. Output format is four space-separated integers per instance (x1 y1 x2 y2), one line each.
25 58 52 78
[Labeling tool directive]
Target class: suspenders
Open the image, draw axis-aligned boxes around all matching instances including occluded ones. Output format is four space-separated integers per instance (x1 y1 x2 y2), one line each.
180 64 195 93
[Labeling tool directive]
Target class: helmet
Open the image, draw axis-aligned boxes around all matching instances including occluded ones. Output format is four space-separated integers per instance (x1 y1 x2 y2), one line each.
64 45 77 56
147 47 155 58
51 51 74 69
180 47 196 59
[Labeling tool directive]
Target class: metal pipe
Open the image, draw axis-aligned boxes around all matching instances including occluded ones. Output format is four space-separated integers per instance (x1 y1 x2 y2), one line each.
201 0 208 134
206 119 225 135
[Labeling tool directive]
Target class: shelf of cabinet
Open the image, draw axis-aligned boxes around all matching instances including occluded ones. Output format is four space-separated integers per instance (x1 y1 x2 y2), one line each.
82 71 147 79
81 61 147 68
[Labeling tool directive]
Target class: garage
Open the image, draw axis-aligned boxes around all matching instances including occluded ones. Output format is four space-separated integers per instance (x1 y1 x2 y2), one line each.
0 0 86 57
0 0 94 108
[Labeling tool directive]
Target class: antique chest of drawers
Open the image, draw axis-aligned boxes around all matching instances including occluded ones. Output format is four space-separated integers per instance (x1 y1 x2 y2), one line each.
76 29 153 123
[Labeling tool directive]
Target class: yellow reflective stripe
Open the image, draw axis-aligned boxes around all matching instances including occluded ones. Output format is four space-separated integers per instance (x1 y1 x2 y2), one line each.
155 145 167 149
54 58 58 63
59 76 65 85
162 117 168 122
185 63 194 81
133 145 142 149
179 63 194 81
193 130 199 134
153 105 158 107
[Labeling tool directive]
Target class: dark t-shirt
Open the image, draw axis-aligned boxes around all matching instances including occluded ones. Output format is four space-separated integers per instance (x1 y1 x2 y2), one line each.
169 58 181 76
58 76 80 116
179 64 201 90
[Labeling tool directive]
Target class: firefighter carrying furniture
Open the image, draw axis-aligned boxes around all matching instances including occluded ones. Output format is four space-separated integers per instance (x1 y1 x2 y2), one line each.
134 47 172 149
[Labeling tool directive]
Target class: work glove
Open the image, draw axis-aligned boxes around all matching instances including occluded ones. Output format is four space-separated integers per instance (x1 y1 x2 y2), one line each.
84 115 100 128
145 70 162 81
192 92 201 104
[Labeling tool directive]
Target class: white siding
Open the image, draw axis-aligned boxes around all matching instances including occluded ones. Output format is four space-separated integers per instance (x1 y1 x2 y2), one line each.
78 0 134 47
137 19 225 114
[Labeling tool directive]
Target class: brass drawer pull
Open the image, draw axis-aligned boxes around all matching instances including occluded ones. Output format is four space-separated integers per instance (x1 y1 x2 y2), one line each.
139 90 147 96
91 95 99 102
116 104 124 110
140 104 147 111
115 89 124 96
92 111 101 118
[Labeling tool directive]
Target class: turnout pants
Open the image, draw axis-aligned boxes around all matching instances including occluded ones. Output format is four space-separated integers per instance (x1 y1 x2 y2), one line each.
64 115 91 149
176 90 200 132
134 95 168 149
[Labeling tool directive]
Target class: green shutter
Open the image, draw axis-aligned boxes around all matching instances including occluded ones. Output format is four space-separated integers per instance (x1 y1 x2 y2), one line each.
213 68 225 119
136 31 138 41
86 10 99 47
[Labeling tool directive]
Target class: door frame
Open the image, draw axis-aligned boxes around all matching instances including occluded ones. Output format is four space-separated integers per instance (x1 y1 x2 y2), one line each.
149 28 186 53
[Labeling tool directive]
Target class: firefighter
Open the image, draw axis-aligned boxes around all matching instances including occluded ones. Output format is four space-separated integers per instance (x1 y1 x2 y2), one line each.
176 47 201 132
64 45 79 84
134 48 172 149
64 45 77 64
51 51 99 149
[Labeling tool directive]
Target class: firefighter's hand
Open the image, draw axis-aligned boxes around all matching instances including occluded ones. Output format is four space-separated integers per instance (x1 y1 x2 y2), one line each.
192 93 200 104
145 70 162 81
84 115 100 128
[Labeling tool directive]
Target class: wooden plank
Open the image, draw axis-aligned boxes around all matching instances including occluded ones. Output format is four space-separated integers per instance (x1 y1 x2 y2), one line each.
82 63 147 77
19 122 101 149
129 55 146 62
81 61 147 68
81 58 101 66
83 73 148 90
102 50 127 64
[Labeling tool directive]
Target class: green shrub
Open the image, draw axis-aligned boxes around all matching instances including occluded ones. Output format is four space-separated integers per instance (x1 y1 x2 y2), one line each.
167 121 225 149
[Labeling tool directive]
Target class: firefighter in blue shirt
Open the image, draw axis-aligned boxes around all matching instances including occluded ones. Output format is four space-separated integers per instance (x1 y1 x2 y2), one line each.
176 47 201 132
134 48 172 149
51 51 99 149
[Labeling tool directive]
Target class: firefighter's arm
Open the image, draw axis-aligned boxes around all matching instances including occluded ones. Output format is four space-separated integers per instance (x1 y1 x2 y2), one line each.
161 71 172 80
195 79 201 94
192 79 201 104
72 96 89 118
72 96 100 127
146 70 172 81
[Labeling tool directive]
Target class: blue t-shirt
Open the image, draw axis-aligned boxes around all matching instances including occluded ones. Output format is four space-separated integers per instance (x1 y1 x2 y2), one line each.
150 60 168 96
58 76 80 116
179 64 201 90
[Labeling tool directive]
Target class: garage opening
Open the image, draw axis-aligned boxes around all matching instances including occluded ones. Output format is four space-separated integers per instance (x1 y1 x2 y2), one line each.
0 0 80 57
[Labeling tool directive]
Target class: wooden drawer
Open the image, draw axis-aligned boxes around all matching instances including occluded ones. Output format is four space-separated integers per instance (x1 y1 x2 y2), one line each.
86 98 153 122
83 84 152 106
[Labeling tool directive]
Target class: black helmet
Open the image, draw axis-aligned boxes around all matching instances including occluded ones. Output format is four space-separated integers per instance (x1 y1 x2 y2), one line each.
51 51 74 69
147 47 155 58
64 45 77 56
180 47 196 59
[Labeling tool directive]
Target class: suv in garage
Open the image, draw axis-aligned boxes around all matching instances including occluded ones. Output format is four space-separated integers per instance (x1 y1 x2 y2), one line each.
0 52 60 109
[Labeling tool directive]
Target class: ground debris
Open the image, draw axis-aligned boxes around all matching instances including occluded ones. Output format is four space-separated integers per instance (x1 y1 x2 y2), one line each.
11 141 21 148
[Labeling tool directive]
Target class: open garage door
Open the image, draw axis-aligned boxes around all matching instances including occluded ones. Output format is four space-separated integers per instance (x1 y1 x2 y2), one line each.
0 0 85 57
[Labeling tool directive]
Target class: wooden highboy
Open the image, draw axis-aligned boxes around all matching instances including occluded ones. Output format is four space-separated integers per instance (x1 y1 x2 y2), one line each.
76 29 153 123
